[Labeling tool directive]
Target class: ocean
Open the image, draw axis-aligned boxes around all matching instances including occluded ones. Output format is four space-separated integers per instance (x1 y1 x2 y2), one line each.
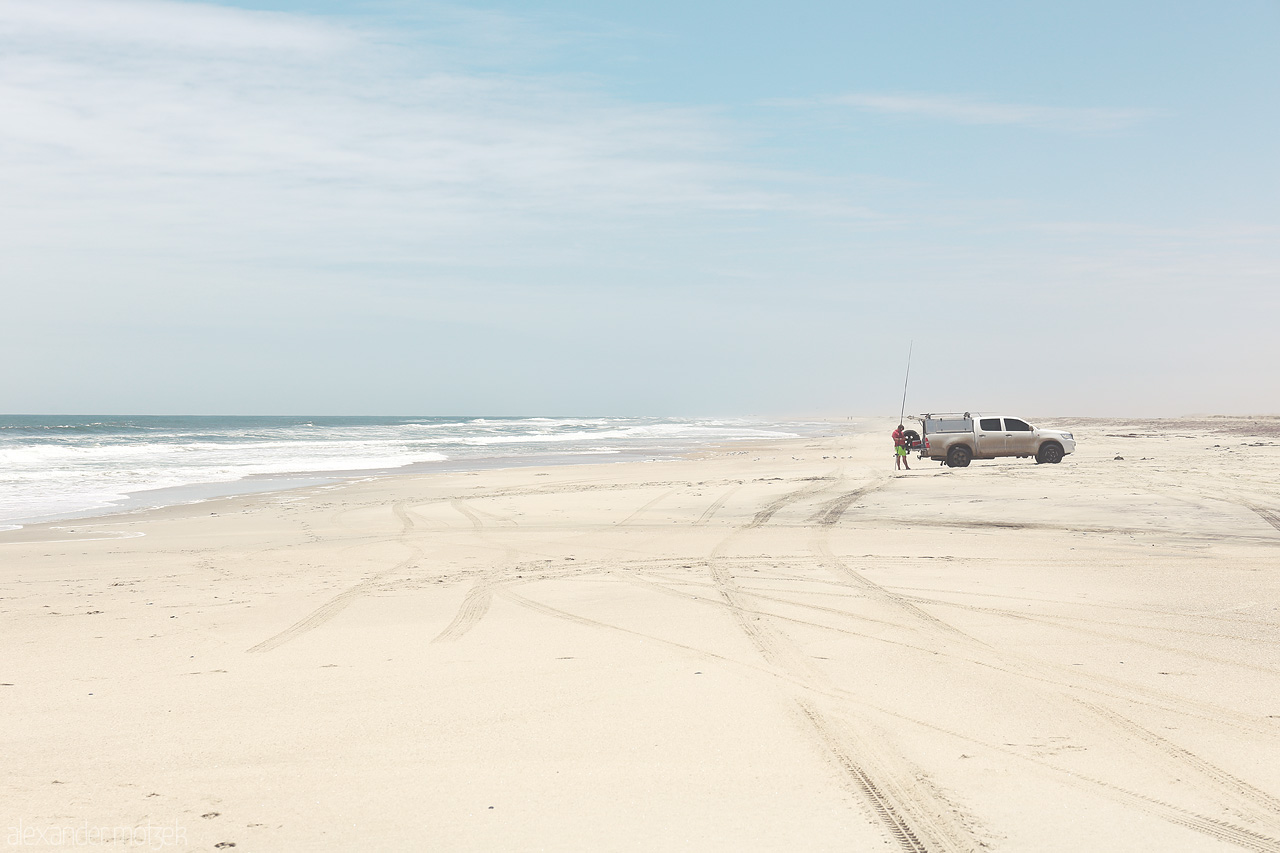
0 415 813 527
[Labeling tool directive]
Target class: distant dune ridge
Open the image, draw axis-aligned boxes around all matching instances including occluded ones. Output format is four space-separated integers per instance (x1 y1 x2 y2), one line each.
3 416 1280 851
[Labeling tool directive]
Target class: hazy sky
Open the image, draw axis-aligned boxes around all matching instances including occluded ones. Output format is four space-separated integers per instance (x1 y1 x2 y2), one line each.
2 0 1276 416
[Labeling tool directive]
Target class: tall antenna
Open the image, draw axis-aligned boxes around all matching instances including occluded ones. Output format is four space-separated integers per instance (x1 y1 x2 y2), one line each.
898 340 913 425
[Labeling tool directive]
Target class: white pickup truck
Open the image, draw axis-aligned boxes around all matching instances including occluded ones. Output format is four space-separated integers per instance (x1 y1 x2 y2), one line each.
907 413 1076 468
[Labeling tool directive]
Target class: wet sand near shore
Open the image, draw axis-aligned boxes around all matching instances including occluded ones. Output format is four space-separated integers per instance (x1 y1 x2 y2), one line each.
3 417 1280 851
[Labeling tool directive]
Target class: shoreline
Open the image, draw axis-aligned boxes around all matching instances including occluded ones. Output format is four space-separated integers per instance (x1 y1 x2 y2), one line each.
4 412 1272 537
0 417 844 531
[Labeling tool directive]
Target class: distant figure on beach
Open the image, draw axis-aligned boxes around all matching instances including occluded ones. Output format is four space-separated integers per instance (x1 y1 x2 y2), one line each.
892 424 910 470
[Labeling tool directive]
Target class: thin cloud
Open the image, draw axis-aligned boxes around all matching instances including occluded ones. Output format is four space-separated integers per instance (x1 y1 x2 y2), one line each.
0 0 353 54
0 0 824 273
823 93 1159 133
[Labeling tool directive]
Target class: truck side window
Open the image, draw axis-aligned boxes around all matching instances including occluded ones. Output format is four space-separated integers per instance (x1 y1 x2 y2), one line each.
1004 419 1032 431
979 418 1001 431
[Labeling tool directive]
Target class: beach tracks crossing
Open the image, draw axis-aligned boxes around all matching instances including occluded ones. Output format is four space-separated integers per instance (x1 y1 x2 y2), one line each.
241 446 1280 851
706 475 981 852
430 580 494 643
246 501 423 654
628 469 1280 852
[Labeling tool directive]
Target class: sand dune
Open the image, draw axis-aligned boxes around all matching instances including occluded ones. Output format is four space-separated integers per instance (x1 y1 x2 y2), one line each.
3 417 1280 851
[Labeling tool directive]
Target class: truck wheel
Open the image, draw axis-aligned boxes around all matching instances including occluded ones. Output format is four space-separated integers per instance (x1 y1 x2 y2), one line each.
1036 443 1063 464
947 446 972 468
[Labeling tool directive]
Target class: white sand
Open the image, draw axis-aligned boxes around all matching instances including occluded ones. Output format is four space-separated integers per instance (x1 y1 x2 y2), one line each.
4 417 1280 851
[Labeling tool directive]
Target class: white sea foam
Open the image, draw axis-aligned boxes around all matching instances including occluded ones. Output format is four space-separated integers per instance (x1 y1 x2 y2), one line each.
0 415 814 524
0 530 147 545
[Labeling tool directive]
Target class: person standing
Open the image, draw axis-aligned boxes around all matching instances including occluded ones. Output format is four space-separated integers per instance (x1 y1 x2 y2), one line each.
892 424 910 470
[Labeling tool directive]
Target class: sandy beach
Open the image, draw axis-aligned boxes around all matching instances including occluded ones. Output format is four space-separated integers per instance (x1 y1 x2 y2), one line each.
4 416 1280 852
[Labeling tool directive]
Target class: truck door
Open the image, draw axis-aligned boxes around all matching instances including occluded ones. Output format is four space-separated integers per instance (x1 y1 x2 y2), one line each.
976 417 1004 457
1003 418 1036 455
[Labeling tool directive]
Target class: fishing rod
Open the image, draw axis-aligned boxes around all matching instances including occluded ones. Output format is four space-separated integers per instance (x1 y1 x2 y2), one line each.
898 340 913 425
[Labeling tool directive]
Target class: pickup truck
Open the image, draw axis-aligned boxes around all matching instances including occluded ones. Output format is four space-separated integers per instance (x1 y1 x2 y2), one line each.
906 413 1076 468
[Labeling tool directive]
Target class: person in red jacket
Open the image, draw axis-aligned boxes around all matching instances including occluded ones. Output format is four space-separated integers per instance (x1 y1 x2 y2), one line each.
892 424 910 470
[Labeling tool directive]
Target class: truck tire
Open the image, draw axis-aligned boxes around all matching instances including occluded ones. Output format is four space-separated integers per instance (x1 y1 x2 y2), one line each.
1036 442 1064 464
947 445 972 468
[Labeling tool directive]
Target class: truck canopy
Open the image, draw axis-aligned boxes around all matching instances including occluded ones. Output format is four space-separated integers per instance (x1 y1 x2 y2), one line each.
914 413 975 434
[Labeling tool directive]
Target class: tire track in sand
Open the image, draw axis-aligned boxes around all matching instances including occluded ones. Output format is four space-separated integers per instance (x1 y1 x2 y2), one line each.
496 472 980 851
811 536 975 643
809 522 1280 848
694 485 742 526
807 479 889 527
1078 700 1280 825
626 565 1280 851
898 593 1280 677
432 498 518 643
1243 503 1280 534
431 580 494 643
618 490 676 526
705 553 977 852
717 482 979 852
746 476 839 529
853 693 1280 853
247 501 421 653
450 498 484 529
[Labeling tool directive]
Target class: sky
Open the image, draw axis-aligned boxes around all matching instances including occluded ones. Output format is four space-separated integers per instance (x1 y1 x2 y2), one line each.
1 0 1277 416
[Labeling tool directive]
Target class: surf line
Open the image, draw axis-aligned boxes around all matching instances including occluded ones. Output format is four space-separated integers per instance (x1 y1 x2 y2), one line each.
0 530 146 545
